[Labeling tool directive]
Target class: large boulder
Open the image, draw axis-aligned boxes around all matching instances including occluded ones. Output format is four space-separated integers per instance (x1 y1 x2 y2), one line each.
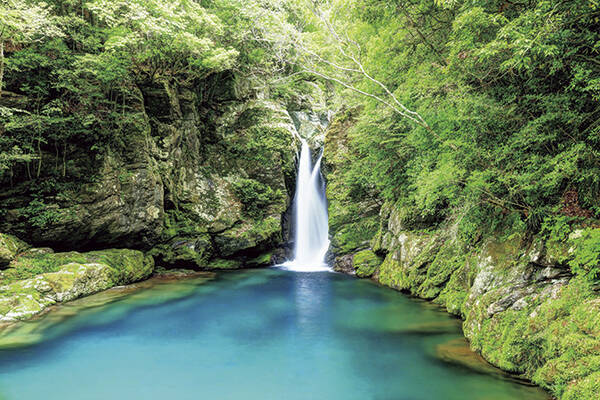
0 233 30 267
214 215 282 258
0 248 153 321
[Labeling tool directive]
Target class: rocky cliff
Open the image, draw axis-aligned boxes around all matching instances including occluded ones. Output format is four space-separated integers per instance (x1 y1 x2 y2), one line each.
324 114 600 400
0 73 304 268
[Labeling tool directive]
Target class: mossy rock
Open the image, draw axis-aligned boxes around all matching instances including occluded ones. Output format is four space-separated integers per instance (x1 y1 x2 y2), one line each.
378 254 410 290
149 235 213 269
352 250 381 278
208 258 243 270
0 233 30 268
0 248 153 322
84 249 154 285
214 216 281 257
2 248 153 286
418 241 466 300
0 263 113 321
2 251 89 284
246 252 273 267
330 216 379 255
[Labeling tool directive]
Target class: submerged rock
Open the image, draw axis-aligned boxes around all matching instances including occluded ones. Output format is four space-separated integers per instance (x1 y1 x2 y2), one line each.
436 338 507 377
0 270 214 348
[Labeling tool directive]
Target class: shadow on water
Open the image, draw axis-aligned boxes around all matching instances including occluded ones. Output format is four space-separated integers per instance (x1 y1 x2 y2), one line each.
0 268 550 400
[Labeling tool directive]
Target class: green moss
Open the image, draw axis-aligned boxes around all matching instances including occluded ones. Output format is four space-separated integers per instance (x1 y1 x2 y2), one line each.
231 178 284 219
568 228 600 283
0 249 153 322
463 276 600 399
352 249 381 278
246 252 273 267
436 255 475 316
1 251 88 284
1 249 153 286
149 234 213 269
378 254 410 290
484 233 524 270
562 371 600 400
436 288 468 316
475 307 542 373
162 210 209 239
84 249 154 285
336 217 379 254
208 258 243 270
419 241 466 300
215 216 281 257
0 233 30 267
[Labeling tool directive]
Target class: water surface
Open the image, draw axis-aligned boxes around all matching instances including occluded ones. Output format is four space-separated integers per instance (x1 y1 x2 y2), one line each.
0 269 549 400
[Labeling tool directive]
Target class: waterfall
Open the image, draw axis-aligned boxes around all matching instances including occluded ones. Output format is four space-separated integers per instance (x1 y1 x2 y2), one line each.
281 140 330 271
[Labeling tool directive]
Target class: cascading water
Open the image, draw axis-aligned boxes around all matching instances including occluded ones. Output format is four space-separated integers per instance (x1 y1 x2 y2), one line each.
281 140 330 271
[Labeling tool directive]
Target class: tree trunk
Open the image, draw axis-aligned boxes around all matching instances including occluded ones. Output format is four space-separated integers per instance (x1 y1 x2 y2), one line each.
0 41 4 98
63 141 67 177
36 136 42 178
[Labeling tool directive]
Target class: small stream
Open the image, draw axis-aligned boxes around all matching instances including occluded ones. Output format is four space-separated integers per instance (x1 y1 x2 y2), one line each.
0 269 549 400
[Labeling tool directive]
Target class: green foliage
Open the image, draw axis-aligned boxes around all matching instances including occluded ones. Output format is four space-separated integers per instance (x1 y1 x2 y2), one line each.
569 229 600 284
17 198 66 228
0 0 302 187
321 0 600 255
86 0 238 82
232 178 283 219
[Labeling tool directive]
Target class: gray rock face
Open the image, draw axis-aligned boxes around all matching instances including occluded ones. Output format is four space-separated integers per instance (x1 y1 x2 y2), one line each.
0 74 302 267
333 253 355 275
289 110 331 147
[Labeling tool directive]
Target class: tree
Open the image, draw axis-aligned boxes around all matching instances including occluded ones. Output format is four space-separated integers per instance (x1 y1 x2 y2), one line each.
0 0 62 97
248 0 456 148
86 0 238 84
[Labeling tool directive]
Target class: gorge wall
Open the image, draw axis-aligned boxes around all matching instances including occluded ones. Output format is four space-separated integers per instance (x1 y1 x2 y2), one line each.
0 71 333 322
0 73 305 269
324 113 600 400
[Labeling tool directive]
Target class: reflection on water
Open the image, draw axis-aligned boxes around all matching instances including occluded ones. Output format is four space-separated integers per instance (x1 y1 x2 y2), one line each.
292 272 332 337
0 269 549 400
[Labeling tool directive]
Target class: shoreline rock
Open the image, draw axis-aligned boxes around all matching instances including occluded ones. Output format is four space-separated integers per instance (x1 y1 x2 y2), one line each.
0 270 215 349
331 221 599 400
0 246 153 322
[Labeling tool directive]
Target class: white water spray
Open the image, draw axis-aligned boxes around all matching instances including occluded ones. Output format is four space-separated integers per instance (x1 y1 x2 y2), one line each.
281 140 330 271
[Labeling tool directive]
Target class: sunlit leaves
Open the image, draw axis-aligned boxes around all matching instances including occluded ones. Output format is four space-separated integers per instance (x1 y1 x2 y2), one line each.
0 0 63 42
86 0 238 82
323 0 600 242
